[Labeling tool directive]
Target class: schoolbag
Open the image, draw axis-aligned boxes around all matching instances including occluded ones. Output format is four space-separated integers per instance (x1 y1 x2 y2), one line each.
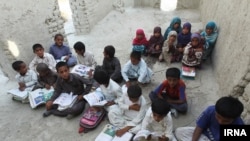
78 107 106 133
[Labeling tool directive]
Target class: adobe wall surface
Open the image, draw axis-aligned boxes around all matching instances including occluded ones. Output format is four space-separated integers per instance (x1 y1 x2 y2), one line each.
199 0 250 120
0 0 65 79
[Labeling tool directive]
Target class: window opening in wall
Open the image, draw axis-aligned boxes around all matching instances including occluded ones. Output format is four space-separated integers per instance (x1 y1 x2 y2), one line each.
160 0 177 11
58 0 74 34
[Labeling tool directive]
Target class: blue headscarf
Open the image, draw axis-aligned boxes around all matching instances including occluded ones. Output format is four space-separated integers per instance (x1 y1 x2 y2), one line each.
201 21 218 49
177 22 192 47
164 17 182 40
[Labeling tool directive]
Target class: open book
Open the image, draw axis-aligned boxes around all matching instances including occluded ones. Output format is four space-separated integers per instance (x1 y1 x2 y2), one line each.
133 130 163 141
28 88 54 108
71 64 91 78
56 55 67 63
181 66 196 78
7 86 34 100
95 124 134 141
53 92 78 111
83 88 107 107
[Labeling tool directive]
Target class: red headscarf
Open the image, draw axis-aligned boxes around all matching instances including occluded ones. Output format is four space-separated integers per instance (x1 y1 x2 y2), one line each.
132 29 149 47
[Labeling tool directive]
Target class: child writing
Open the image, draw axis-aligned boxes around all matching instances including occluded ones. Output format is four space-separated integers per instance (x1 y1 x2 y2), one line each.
35 63 58 90
132 29 149 54
121 51 153 87
108 84 147 137
159 31 178 63
49 33 77 67
200 21 219 61
73 41 97 71
139 98 175 141
175 96 244 141
44 62 92 119
29 43 56 72
177 22 192 48
12 60 38 91
149 67 187 118
102 45 123 83
147 26 165 57
182 33 203 67
163 16 182 41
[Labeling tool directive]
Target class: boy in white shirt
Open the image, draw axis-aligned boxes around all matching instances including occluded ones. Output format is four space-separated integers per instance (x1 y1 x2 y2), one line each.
140 98 176 141
108 85 147 137
29 44 56 72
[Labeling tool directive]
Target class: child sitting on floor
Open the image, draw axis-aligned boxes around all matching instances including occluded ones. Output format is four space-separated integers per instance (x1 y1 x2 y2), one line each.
149 67 187 118
139 98 176 141
44 62 92 119
108 84 147 137
147 26 165 57
49 33 77 67
175 96 244 141
29 43 56 72
163 16 182 41
102 45 123 83
122 51 153 87
177 22 192 48
132 29 149 54
35 63 58 90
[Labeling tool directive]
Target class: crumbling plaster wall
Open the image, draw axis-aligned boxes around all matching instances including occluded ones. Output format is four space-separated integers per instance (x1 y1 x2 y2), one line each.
0 0 66 79
199 0 250 122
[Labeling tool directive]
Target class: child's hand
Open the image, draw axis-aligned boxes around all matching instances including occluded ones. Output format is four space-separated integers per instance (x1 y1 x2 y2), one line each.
46 100 53 110
88 70 94 78
18 82 26 88
159 135 169 141
129 104 140 111
45 84 51 90
126 81 131 87
116 128 127 137
19 86 25 91
178 48 184 52
77 95 83 100
64 56 69 61
105 101 115 106
155 45 160 50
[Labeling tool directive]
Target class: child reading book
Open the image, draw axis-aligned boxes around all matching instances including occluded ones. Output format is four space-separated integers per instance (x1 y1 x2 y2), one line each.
43 62 92 119
108 85 147 136
135 98 176 141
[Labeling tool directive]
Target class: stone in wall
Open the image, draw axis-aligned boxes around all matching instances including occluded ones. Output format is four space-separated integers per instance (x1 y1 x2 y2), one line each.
134 0 160 8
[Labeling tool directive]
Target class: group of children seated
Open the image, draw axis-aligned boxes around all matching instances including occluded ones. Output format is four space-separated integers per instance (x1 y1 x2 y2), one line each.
10 17 244 141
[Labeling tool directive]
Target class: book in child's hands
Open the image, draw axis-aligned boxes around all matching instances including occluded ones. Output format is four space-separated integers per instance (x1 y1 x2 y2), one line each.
71 64 91 78
53 92 78 111
83 88 107 107
181 66 196 78
56 55 67 63
28 88 54 109
95 124 134 141
7 86 34 100
133 130 163 141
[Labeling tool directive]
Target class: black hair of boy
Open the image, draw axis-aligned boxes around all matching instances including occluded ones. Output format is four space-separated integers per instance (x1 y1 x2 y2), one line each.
54 33 63 40
32 43 43 53
130 51 141 60
215 96 243 119
12 60 24 71
127 84 142 99
104 45 115 58
36 63 50 72
166 67 180 79
93 66 110 85
56 61 68 72
151 98 170 116
73 41 85 52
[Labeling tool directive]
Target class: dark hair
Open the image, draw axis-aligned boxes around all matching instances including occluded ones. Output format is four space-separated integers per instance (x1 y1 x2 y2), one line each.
54 33 63 40
215 96 243 119
151 98 170 116
166 67 180 79
130 51 141 60
12 60 24 71
73 41 85 52
104 45 115 58
56 62 68 72
36 63 50 72
127 84 142 99
93 65 110 85
32 44 44 52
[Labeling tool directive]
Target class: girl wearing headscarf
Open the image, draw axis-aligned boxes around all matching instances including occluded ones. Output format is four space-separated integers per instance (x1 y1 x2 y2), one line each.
159 31 178 63
177 22 192 48
132 29 149 54
182 33 203 67
147 26 165 56
200 21 218 60
163 16 182 40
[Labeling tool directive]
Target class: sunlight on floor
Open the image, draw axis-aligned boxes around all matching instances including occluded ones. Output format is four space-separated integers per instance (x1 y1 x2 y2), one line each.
160 0 177 11
8 40 19 57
